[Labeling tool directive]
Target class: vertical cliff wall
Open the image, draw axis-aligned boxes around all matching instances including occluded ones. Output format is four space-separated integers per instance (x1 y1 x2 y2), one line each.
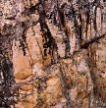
0 0 106 108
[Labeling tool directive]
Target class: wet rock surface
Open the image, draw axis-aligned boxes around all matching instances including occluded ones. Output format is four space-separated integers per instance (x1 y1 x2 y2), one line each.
0 0 106 108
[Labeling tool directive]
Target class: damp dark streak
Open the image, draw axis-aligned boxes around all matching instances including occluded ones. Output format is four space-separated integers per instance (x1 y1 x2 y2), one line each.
39 10 58 64
86 10 90 39
58 8 71 57
0 35 16 107
81 33 106 48
19 22 28 56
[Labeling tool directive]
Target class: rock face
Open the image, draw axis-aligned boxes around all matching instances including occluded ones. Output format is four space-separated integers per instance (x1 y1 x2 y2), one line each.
0 0 106 108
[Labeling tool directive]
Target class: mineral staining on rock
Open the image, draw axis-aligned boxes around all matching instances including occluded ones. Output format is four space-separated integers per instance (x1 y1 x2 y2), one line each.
0 0 106 108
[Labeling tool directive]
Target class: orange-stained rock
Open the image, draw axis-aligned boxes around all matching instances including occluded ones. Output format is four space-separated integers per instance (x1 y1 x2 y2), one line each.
42 76 63 105
0 0 105 108
20 84 33 91
13 42 32 80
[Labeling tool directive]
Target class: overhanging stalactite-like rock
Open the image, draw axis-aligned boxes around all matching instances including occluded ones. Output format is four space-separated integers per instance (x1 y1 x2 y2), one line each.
0 0 106 108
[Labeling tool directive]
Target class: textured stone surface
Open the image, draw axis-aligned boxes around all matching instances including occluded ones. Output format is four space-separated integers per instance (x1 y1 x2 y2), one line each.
0 0 106 108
